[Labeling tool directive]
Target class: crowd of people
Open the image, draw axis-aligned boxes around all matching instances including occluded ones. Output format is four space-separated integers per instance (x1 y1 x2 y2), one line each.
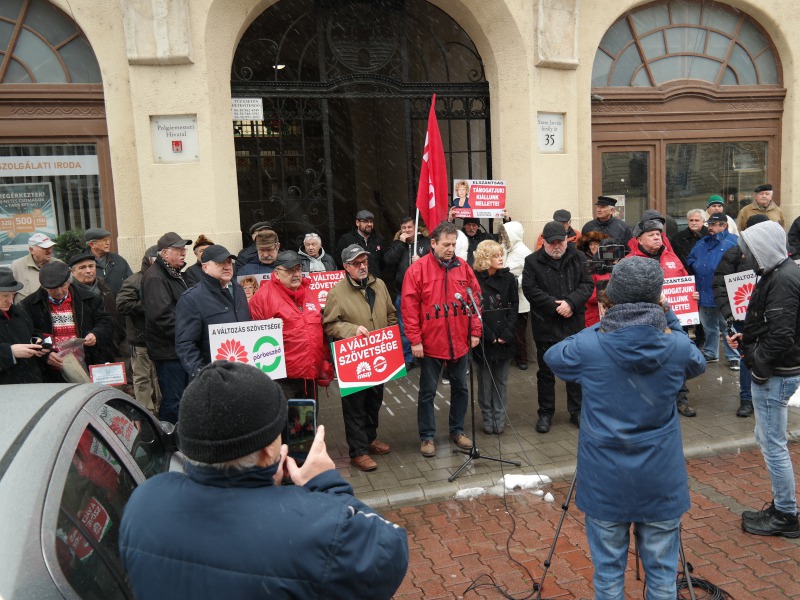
2 185 798 555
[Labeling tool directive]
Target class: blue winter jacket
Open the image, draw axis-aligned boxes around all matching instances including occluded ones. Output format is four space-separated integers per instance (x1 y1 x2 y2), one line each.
686 230 738 307
119 463 409 600
545 304 706 522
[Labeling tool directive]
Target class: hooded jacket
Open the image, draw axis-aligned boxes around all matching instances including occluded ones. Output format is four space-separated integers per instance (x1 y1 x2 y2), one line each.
401 252 482 360
298 247 337 272
500 221 532 313
521 246 593 342
712 243 757 323
174 271 251 378
545 304 705 522
119 463 409 600
627 240 687 278
686 229 738 307
739 221 800 382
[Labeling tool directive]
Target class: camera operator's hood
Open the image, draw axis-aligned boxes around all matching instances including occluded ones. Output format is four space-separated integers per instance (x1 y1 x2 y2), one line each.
739 220 787 275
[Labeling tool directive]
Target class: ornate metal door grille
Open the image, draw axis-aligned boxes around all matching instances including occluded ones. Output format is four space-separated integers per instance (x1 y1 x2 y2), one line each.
231 0 490 250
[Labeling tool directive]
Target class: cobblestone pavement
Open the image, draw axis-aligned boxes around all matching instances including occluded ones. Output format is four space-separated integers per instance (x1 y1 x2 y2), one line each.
384 443 800 599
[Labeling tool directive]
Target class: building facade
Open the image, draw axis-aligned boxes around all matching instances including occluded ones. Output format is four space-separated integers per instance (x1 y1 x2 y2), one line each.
0 0 796 265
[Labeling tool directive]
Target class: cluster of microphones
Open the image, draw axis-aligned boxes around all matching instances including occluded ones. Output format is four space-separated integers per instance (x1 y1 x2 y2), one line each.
426 288 482 320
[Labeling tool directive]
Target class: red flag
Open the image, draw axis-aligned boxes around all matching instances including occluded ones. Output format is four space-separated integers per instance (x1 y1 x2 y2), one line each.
415 94 448 229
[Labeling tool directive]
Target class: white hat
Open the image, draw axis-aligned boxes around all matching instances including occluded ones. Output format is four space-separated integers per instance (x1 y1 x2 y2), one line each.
28 232 56 248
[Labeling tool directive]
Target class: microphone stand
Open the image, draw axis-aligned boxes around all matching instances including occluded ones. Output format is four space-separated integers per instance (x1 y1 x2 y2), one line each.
449 293 521 482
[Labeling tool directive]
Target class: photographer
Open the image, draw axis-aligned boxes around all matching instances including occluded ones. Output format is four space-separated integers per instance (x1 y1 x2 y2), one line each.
120 361 409 599
583 238 624 327
545 257 706 599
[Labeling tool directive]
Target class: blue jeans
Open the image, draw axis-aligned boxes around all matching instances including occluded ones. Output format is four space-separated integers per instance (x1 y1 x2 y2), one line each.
155 359 188 424
585 516 681 600
418 354 468 440
751 375 800 514
394 295 412 363
698 305 739 362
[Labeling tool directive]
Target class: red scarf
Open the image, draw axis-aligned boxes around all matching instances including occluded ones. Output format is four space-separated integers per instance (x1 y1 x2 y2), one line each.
268 275 308 308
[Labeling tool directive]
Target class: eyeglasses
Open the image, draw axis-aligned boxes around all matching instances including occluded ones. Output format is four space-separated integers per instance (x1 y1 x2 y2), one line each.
357 219 374 223
347 258 369 267
276 265 303 274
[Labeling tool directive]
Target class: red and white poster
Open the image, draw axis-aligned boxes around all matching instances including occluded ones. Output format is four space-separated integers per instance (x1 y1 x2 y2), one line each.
663 275 699 326
724 270 756 319
451 179 506 219
307 270 345 310
331 325 406 397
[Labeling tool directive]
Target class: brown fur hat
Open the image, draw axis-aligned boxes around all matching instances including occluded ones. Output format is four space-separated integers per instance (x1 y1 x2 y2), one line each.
576 231 609 252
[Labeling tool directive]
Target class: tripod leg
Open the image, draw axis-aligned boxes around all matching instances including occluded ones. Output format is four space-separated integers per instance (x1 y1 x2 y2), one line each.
534 471 578 599
678 529 697 600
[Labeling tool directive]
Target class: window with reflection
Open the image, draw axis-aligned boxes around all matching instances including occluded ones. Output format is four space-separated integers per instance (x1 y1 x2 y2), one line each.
592 1 780 87
97 399 169 479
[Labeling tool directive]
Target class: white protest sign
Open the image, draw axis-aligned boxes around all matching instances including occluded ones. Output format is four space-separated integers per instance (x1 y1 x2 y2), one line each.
663 275 699 326
724 270 756 319
208 318 286 379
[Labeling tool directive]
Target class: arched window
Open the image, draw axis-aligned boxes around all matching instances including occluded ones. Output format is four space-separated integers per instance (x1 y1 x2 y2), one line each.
0 0 101 84
592 1 780 87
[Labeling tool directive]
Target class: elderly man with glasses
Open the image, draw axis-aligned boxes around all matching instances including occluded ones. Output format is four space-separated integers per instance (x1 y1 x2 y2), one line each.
250 250 330 401
323 244 397 471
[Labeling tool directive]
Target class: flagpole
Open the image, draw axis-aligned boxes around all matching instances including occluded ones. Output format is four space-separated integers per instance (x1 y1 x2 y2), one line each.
413 209 420 259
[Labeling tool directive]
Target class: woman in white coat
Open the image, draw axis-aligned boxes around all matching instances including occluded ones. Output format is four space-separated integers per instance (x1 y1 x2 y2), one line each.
499 221 532 370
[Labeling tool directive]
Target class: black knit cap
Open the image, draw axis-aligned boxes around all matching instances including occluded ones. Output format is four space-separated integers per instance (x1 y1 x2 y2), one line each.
177 361 287 463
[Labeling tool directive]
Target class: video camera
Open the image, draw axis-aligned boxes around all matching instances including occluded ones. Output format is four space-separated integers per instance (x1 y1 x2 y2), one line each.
588 244 627 274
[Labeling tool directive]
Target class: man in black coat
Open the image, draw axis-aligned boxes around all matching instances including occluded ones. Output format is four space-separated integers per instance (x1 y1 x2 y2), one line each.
175 245 251 380
85 227 133 295
334 209 386 277
0 267 46 384
22 261 114 383
522 221 593 433
581 196 633 246
142 232 191 423
672 208 708 269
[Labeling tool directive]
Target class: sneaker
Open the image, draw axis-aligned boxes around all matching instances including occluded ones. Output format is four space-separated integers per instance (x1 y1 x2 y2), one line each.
441 377 450 385
736 402 754 417
677 403 697 417
351 455 378 472
741 510 800 538
450 433 472 450
742 501 777 521
368 440 391 455
729 359 741 371
420 439 436 457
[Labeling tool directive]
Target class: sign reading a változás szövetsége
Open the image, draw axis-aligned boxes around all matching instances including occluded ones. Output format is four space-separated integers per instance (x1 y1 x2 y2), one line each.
208 318 286 379
331 325 406 397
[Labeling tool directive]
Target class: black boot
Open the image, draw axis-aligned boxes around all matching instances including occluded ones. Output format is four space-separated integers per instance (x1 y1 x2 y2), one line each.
741 509 800 538
736 401 754 417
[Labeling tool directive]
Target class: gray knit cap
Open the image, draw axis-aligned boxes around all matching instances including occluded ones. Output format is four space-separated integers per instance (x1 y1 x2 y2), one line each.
606 256 664 305
177 361 287 463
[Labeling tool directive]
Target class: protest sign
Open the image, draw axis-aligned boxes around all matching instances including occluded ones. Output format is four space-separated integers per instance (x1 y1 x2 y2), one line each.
724 270 756 319
307 270 345 309
236 272 271 285
331 325 406 397
451 179 506 219
208 318 286 379
663 275 699 326
89 362 127 386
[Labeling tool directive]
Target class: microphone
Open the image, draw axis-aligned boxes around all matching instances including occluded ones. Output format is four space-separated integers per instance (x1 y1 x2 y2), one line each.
455 292 469 315
465 287 482 319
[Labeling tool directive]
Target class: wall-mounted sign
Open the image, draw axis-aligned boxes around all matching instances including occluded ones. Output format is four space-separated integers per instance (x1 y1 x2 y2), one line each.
537 112 565 153
150 114 199 163
232 97 264 121
0 155 99 177
0 182 56 267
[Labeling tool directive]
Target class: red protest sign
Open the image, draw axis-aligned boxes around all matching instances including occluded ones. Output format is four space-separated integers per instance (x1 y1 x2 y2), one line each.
663 275 699 326
307 270 345 310
332 325 406 396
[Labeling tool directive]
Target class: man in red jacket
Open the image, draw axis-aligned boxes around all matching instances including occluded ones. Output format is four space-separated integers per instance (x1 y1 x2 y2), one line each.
402 221 482 457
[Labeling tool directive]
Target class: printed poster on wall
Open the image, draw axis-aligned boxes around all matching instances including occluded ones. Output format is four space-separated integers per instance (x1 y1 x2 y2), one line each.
208 318 286 380
331 325 406 397
0 182 55 267
451 179 506 219
663 275 699 326
724 270 756 319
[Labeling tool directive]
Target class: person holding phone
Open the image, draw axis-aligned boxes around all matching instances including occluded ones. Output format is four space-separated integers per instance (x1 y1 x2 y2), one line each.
0 267 48 384
120 361 409 599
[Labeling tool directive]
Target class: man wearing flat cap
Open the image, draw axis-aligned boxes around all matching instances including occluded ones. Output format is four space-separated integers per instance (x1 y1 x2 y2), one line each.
522 221 593 433
0 267 48 384
141 231 192 423
175 245 251 380
235 220 272 269
687 213 740 368
334 209 386 277
22 260 113 382
238 229 281 276
535 209 578 250
250 250 330 401
84 227 132 295
737 184 784 232
119 361 409 599
581 196 633 246
11 232 60 303
324 244 397 471
545 256 705 599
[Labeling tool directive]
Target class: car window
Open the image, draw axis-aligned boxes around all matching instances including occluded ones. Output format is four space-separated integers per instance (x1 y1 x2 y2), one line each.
96 399 169 479
55 428 135 600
